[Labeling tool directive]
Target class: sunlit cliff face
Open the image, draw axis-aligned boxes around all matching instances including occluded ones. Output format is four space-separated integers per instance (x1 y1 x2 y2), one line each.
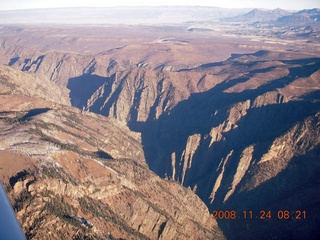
1 5 320 240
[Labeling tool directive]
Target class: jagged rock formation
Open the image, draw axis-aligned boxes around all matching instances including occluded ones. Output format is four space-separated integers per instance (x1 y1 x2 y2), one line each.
1 22 320 239
0 66 224 239
8 49 319 239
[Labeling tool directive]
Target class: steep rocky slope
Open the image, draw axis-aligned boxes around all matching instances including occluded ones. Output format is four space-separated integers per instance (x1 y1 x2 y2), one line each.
1 24 320 239
0 65 70 105
0 66 224 239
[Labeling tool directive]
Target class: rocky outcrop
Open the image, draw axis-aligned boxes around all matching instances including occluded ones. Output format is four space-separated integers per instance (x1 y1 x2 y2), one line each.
179 134 201 185
223 145 253 202
1 25 320 239
0 65 70 105
0 67 224 239
222 113 320 240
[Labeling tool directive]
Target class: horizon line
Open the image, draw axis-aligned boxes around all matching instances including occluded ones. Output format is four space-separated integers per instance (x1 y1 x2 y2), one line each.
0 5 317 11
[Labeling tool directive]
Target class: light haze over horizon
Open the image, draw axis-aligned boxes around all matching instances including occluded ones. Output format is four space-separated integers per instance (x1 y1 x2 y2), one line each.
0 0 320 11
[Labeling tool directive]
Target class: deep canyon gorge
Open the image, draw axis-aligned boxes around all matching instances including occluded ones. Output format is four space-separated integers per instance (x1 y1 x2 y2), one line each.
0 6 320 240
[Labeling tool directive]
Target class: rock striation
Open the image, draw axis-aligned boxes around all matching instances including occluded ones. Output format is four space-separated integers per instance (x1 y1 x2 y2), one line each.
0 66 224 239
1 23 320 239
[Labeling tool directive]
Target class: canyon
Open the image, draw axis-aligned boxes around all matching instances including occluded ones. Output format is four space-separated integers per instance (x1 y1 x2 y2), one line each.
0 6 320 240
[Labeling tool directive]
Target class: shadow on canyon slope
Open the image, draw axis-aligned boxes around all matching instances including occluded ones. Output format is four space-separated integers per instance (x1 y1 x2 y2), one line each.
66 56 320 191
68 73 116 110
21 108 51 121
221 143 320 240
132 56 320 240
131 57 320 182
66 55 320 192
66 53 320 240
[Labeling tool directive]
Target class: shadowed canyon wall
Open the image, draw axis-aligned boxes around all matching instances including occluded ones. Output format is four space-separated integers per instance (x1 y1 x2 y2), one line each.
1 28 320 239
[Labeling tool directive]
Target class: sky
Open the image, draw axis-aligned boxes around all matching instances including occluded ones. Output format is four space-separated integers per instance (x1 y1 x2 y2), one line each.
0 0 319 11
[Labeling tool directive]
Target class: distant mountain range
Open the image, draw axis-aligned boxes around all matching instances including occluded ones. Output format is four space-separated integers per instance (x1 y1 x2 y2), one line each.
223 7 320 25
222 8 291 22
1 5 320 240
277 8 320 25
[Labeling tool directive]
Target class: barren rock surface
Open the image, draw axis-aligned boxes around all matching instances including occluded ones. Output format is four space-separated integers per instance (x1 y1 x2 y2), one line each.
0 67 223 239
1 7 320 239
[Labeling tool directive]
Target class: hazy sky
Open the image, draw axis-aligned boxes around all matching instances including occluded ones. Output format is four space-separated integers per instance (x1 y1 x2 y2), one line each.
1 0 319 10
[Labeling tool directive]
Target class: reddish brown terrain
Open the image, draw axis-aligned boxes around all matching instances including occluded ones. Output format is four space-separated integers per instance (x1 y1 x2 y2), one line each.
0 6 320 240
0 65 222 239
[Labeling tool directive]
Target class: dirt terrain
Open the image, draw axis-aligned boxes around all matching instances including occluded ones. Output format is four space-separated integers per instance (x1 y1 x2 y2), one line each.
0 66 223 239
0 6 320 240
